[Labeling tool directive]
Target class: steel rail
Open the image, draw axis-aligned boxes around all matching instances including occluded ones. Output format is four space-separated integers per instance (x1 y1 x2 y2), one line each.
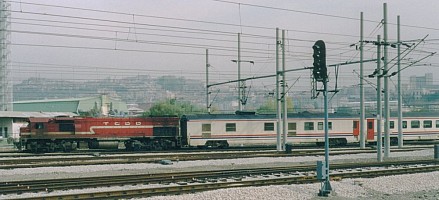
7 162 438 200
1 159 437 196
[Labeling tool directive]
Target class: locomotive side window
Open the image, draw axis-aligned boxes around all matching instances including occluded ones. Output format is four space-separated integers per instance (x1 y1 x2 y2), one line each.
423 120 432 128
153 127 178 136
288 123 296 136
411 120 420 128
436 120 439 128
328 122 333 130
226 123 236 132
403 121 407 129
390 121 395 129
264 123 274 131
304 122 314 130
59 123 75 132
353 121 358 129
35 123 44 129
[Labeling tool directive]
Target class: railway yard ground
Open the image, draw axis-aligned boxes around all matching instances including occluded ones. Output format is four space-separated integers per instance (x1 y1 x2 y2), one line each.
0 145 438 199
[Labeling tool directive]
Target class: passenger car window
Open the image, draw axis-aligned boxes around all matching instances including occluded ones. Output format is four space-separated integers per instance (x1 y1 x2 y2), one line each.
226 123 236 132
411 120 420 128
423 120 432 128
390 121 394 129
264 123 274 131
304 122 314 130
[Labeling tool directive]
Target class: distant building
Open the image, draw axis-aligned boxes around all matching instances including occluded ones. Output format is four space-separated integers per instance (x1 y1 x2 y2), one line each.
410 73 433 90
127 104 144 116
409 73 435 100
13 94 128 116
338 101 409 114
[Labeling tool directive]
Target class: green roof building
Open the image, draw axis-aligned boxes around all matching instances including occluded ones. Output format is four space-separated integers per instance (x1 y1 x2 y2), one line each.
13 95 128 116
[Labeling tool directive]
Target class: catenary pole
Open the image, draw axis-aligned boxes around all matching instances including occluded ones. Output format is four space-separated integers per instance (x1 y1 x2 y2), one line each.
397 15 403 148
360 12 366 149
206 49 210 114
383 3 390 158
377 35 383 162
282 30 287 150
276 28 281 151
238 33 242 111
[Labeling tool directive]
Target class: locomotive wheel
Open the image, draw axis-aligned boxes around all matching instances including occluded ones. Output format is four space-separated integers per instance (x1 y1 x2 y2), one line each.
48 143 56 153
152 142 163 151
132 143 141 151
30 142 39 153
61 141 74 152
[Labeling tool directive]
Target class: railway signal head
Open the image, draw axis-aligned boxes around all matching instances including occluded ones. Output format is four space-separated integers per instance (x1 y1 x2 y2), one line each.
312 40 327 82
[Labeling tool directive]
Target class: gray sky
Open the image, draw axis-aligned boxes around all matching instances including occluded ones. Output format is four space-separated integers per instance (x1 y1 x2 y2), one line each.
9 0 439 92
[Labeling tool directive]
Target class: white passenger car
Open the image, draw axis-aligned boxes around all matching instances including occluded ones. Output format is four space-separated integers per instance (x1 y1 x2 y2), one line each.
181 112 439 148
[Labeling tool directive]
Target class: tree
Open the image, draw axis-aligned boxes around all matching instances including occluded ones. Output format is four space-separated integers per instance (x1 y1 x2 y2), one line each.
144 99 206 116
257 97 295 114
257 98 276 114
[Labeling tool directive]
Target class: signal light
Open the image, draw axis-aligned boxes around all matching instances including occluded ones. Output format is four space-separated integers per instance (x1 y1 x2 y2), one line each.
312 40 327 82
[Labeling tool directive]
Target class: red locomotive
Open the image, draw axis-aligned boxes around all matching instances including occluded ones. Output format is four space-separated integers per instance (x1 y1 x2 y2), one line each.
19 116 181 152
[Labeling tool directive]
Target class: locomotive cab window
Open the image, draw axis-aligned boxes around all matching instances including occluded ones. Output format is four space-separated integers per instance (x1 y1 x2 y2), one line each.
304 122 314 130
423 120 432 128
328 122 333 130
411 120 420 128
226 123 236 132
403 121 407 129
264 123 274 131
35 123 44 129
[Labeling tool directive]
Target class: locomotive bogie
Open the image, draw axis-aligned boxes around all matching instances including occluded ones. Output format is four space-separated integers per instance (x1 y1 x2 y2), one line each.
22 139 78 153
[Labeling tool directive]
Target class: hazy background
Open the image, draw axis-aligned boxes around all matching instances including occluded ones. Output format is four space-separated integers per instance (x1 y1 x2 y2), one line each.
9 0 439 95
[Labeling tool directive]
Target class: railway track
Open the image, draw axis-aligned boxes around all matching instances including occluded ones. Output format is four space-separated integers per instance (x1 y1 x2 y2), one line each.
0 142 434 157
2 159 438 200
0 147 427 169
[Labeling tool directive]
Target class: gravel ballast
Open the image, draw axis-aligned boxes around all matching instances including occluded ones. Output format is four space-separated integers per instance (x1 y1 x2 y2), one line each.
0 148 437 200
